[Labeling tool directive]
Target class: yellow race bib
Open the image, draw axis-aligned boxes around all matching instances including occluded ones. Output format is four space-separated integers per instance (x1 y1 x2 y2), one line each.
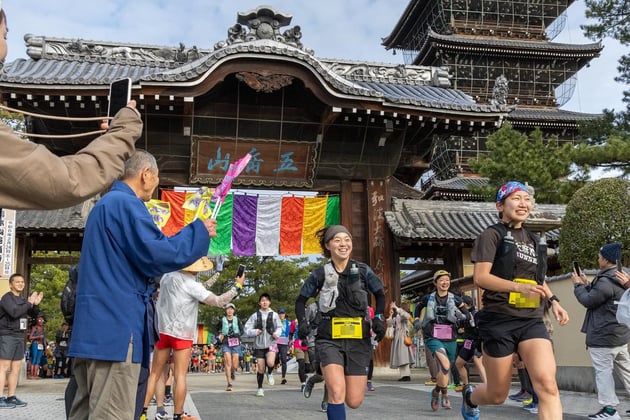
508 278 540 308
331 317 363 339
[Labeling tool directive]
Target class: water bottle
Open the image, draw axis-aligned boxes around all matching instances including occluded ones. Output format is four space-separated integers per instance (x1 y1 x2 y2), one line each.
349 263 360 284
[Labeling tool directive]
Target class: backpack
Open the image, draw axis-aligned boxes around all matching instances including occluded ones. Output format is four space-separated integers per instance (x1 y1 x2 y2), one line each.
61 265 78 325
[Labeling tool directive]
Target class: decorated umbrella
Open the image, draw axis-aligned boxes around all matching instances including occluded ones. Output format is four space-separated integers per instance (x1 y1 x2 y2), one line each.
145 199 171 228
210 152 252 219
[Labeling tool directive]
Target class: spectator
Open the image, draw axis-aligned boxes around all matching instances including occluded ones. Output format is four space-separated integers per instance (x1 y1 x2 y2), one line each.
294 225 386 419
388 301 415 382
140 257 244 420
573 242 630 420
462 181 569 420
0 7 143 211
28 315 46 379
216 303 244 391
68 150 218 420
244 293 282 397
0 273 43 408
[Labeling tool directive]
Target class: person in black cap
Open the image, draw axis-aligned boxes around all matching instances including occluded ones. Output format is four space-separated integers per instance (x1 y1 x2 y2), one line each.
573 241 630 420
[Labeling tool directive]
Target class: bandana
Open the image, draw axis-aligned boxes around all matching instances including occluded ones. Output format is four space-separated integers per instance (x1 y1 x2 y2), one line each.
496 181 528 203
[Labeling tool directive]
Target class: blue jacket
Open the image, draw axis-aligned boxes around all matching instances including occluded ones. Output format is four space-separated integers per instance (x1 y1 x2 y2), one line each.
68 181 210 364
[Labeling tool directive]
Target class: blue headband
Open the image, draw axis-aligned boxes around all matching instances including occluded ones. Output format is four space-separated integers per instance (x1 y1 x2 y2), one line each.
496 181 528 202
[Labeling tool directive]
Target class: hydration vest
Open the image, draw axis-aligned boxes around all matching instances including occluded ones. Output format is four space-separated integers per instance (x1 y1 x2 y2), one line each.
221 316 240 336
489 223 547 284
422 291 461 328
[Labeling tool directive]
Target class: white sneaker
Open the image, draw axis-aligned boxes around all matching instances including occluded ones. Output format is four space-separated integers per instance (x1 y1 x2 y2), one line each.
588 406 621 420
256 388 264 397
266 372 275 386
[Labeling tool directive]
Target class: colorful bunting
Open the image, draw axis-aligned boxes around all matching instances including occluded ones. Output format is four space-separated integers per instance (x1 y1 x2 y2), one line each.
158 190 340 256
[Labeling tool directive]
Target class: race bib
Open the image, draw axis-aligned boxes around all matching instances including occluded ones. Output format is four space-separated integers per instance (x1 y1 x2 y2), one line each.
19 318 27 330
331 317 363 339
37 343 44 350
508 278 540 308
432 324 453 340
463 339 473 350
227 337 240 347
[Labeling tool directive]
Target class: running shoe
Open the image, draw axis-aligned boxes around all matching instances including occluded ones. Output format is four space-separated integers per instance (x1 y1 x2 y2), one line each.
155 410 171 420
461 385 480 420
523 402 538 414
366 381 375 392
521 397 534 405
256 388 265 397
430 388 440 411
266 372 275 386
303 376 315 398
455 384 464 392
508 389 527 401
587 406 621 420
281 378 287 385
321 401 328 412
0 397 15 409
226 383 233 391
441 395 451 409
4 395 26 407
163 395 173 406
424 379 437 386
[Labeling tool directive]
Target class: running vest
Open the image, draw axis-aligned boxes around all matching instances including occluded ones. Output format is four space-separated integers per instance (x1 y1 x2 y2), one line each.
255 310 276 335
489 223 547 284
422 291 461 327
221 316 240 336
315 260 368 317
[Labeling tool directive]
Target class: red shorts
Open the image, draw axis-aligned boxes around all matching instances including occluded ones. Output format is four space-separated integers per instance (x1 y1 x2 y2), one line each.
156 333 193 351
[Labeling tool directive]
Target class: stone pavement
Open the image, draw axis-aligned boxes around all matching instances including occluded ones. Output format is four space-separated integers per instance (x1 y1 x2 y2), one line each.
6 367 630 419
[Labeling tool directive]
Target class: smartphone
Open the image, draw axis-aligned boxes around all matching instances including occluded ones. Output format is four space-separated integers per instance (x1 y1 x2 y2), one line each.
573 261 581 274
107 78 132 119
236 264 245 278
618 259 624 272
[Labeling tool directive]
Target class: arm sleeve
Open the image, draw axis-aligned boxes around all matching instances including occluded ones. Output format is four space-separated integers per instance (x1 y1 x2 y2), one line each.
0 107 142 210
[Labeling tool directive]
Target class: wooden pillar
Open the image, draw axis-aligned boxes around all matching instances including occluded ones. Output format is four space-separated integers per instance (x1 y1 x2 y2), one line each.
365 178 394 367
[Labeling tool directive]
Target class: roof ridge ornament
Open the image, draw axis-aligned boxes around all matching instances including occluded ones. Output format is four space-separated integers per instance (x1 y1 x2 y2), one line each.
214 6 314 55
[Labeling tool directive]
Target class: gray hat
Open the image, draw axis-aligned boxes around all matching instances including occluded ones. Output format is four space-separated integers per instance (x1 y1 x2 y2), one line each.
224 303 235 309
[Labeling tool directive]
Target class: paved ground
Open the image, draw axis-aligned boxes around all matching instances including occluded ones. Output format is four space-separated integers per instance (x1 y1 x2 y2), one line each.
6 367 630 419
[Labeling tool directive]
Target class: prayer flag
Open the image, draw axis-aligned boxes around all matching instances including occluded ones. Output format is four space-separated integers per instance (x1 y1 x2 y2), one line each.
255 195 282 256
232 194 258 256
280 196 304 255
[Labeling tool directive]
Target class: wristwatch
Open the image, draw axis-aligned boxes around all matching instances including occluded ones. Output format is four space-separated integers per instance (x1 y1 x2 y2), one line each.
374 313 384 321
549 295 560 303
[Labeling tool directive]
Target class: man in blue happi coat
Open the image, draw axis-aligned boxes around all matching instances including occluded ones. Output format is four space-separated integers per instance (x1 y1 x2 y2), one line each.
68 150 217 420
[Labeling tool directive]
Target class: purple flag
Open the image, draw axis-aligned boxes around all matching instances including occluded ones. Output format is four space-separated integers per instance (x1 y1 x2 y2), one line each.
232 194 258 256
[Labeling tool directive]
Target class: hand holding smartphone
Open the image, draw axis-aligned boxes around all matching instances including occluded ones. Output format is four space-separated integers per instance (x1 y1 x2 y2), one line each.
107 78 132 119
236 264 245 278
618 259 624 272
573 261 581 274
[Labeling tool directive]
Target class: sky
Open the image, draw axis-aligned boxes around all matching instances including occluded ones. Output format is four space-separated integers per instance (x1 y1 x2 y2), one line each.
2 0 626 114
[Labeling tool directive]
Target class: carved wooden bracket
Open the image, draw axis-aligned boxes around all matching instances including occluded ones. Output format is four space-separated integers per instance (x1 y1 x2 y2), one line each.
235 72 294 93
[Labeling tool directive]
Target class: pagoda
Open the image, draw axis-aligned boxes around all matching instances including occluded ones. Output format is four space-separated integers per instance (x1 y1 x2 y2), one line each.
382 0 603 182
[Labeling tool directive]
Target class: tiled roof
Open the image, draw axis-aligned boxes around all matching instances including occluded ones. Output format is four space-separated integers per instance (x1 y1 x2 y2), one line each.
16 199 95 231
428 177 488 191
0 35 510 115
508 107 602 122
385 198 565 242
355 81 502 112
426 30 603 57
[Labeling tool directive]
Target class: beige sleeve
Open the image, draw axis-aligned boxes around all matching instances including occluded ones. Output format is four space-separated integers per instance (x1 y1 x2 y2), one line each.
0 107 142 210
